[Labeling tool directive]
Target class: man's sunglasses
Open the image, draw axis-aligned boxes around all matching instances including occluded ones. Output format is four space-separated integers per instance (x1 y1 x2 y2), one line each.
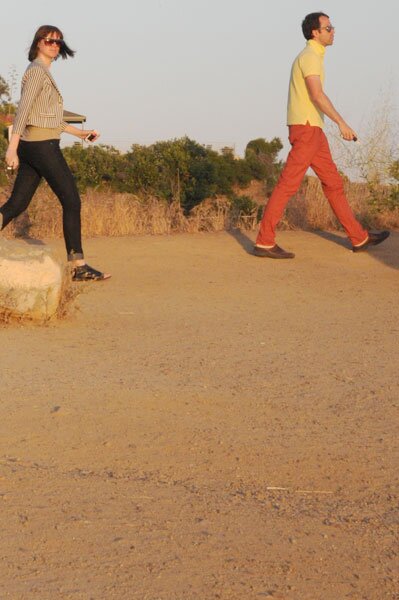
42 37 64 47
319 25 335 32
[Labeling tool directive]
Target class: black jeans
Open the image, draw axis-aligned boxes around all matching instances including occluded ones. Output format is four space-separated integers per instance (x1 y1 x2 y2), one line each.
0 139 84 261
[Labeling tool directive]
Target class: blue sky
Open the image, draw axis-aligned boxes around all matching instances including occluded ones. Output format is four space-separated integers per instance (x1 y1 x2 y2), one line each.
0 0 398 157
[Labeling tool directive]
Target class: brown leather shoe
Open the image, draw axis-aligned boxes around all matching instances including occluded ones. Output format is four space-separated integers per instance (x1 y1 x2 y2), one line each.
352 231 390 252
253 244 295 259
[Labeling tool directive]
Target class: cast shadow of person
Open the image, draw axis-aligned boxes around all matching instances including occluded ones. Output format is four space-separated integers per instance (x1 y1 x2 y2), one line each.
227 227 399 270
227 227 255 254
313 230 399 271
13 212 45 247
0 208 45 247
1 178 44 248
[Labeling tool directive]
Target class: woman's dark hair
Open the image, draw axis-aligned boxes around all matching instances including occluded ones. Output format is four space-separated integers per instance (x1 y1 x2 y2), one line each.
28 25 75 61
302 12 329 40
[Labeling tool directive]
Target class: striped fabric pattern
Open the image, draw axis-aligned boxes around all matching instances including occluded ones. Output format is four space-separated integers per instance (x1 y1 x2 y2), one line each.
13 58 67 136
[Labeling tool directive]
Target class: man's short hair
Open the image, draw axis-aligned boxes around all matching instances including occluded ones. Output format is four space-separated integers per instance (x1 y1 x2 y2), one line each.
302 12 329 40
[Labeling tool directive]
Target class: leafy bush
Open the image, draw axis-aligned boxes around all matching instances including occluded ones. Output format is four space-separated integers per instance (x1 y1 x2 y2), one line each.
245 137 284 192
230 194 258 215
62 144 127 192
61 136 282 212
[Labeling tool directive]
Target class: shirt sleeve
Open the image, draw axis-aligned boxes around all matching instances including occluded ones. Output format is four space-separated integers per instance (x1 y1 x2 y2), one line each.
60 121 68 132
12 66 45 136
299 53 322 78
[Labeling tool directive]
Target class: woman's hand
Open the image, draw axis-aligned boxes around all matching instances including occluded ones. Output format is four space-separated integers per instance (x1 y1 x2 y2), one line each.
63 124 101 142
82 130 100 143
5 147 19 170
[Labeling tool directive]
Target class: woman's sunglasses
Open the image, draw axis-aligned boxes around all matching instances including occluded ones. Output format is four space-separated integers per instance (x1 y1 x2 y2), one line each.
42 37 64 47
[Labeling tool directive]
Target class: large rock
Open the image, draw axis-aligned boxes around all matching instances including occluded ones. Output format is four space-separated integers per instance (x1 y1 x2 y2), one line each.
0 238 64 321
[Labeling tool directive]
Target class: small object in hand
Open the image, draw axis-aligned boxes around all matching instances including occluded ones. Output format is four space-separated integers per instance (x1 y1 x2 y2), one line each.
85 132 96 142
352 136 358 142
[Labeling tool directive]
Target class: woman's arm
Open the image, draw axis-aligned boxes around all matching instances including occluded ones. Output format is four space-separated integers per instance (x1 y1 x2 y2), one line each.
12 66 45 137
63 124 100 142
6 66 45 168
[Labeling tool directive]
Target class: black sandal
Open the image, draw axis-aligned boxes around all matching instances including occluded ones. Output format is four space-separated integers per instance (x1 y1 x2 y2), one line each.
72 264 111 282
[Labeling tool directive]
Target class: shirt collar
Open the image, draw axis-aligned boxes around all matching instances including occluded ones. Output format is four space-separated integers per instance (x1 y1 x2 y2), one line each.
307 39 326 56
33 57 51 70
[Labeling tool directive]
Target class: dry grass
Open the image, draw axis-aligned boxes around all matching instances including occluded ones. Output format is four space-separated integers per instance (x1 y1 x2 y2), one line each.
188 196 231 232
0 178 398 244
81 191 191 236
0 186 256 239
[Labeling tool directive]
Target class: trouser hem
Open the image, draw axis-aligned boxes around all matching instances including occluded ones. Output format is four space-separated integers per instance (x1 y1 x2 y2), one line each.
67 252 84 262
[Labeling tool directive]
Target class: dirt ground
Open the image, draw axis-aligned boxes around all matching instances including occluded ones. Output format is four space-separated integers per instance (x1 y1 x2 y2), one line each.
0 230 398 600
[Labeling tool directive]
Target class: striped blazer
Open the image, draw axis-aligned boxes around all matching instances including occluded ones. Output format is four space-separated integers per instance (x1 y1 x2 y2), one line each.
13 58 67 136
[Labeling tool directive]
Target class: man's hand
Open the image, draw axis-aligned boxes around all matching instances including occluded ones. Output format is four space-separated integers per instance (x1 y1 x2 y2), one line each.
338 122 357 142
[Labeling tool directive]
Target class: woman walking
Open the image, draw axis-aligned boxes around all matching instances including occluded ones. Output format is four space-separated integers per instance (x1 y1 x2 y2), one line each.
1 25 110 281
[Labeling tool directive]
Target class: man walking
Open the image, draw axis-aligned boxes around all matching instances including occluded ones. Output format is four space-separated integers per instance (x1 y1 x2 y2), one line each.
254 12 389 259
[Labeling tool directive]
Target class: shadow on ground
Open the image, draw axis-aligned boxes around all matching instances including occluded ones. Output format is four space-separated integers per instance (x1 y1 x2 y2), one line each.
21 238 46 247
313 230 399 270
227 227 399 270
227 228 255 254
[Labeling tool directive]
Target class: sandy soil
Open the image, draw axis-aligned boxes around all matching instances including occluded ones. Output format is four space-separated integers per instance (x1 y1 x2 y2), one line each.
0 230 398 600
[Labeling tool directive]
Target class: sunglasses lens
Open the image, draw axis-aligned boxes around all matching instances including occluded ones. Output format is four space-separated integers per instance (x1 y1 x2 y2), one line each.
43 38 62 46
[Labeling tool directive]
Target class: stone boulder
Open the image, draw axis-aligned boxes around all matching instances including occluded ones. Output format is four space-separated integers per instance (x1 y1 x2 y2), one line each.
0 238 64 322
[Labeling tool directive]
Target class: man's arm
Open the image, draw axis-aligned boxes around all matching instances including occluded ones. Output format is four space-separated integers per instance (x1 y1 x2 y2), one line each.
305 75 357 141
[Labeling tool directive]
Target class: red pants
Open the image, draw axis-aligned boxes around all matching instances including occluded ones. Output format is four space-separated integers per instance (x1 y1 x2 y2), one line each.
256 124 367 247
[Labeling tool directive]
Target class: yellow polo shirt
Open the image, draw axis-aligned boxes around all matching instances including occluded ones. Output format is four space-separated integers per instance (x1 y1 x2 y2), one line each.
287 39 325 128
